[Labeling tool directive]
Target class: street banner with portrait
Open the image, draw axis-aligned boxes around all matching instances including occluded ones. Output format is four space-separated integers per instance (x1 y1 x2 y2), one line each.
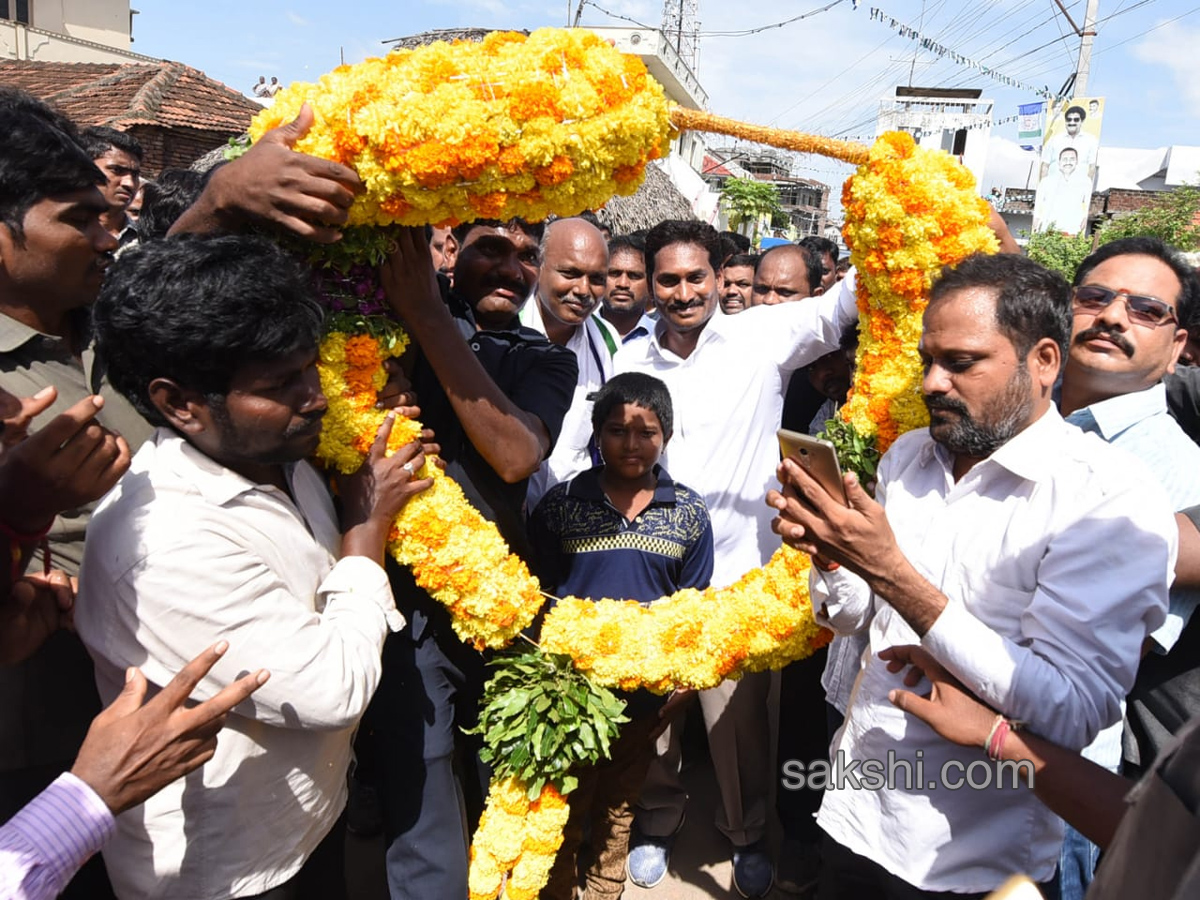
1033 97 1105 235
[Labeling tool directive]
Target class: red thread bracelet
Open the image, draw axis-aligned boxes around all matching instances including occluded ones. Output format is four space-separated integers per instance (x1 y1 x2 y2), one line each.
811 555 841 572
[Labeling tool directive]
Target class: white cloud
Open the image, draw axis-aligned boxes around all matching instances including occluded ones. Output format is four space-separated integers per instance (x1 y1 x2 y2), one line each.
1131 23 1200 119
286 10 309 26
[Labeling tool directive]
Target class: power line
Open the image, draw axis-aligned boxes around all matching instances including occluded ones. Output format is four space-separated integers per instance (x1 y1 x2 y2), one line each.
1094 3 1200 54
580 0 847 38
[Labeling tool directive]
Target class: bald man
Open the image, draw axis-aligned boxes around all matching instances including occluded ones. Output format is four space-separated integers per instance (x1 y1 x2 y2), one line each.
521 217 617 506
751 243 824 306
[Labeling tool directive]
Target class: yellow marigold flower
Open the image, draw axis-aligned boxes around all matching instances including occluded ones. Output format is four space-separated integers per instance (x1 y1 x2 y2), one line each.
249 28 674 227
840 131 998 454
540 547 828 691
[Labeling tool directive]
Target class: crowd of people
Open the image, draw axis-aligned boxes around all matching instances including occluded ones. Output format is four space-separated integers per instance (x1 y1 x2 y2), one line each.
1 81 1200 900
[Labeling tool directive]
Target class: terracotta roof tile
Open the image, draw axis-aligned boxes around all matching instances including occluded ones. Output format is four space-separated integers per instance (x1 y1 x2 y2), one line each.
0 59 261 133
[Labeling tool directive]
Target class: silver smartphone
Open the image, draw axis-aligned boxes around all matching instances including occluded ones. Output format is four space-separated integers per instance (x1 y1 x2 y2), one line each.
777 428 848 505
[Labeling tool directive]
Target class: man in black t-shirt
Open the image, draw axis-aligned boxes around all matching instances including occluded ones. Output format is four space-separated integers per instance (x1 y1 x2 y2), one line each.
367 224 576 900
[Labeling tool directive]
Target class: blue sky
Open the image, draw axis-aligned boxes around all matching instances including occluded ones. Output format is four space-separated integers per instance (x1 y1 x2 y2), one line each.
132 0 1200 195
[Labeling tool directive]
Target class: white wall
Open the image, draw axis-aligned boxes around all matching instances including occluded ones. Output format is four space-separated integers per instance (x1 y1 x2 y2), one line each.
0 19 150 62
27 0 132 49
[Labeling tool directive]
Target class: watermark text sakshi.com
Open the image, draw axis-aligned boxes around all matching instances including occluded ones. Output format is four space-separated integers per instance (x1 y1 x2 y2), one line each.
780 750 1035 791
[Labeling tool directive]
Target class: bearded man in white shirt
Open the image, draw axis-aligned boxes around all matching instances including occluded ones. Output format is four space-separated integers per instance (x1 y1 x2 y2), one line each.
75 236 432 900
769 252 1176 899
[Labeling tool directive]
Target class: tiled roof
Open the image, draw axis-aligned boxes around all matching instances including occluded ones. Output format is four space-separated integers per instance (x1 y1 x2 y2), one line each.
0 59 261 133
702 155 734 176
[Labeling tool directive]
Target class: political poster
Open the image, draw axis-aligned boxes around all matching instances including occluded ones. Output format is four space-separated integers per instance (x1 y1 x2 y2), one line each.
1032 97 1105 235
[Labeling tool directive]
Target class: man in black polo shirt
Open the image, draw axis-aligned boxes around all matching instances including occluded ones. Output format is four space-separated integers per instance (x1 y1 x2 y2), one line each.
369 224 577 900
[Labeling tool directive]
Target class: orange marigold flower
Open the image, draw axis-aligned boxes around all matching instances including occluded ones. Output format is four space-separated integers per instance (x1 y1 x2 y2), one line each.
380 196 412 219
468 192 509 218
533 155 574 187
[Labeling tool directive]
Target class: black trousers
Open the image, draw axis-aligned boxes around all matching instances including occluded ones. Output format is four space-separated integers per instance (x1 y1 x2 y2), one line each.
244 813 347 900
777 646 831 843
367 625 488 900
818 836 1060 900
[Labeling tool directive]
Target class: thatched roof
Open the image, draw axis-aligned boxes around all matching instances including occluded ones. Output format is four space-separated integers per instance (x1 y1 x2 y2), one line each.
382 28 529 50
597 163 697 233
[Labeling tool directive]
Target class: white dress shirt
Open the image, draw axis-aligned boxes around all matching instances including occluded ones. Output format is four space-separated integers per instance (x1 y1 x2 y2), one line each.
520 302 616 509
811 408 1175 892
75 429 401 900
617 280 857 587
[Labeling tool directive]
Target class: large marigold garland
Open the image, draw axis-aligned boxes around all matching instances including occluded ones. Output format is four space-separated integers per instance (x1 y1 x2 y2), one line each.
316 316 829 674
838 131 999 455
249 28 674 227
317 313 544 650
540 545 829 691
269 28 1004 899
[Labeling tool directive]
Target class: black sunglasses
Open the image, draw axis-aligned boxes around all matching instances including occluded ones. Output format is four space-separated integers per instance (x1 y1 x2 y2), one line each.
1072 285 1178 326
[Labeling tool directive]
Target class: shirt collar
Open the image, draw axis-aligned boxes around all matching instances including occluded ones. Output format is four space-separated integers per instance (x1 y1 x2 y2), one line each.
622 314 656 344
0 311 54 353
568 464 676 506
1065 382 1167 441
154 427 293 507
919 406 1066 485
647 313 725 362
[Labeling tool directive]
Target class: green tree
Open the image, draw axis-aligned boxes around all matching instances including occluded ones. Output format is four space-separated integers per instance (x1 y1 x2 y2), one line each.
720 177 782 242
1026 229 1093 281
1095 184 1200 251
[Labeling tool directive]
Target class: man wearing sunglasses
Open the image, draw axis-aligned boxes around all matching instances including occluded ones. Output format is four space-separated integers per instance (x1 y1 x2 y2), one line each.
1056 235 1200 900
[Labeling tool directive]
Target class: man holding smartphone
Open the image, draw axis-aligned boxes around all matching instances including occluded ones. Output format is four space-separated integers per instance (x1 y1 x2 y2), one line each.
769 252 1175 900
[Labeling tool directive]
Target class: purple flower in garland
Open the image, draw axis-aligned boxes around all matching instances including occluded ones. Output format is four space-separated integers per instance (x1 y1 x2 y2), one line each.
294 225 405 320
310 262 389 316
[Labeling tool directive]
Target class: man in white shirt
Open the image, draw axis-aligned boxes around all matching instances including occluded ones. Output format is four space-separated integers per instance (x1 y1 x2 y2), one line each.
521 217 615 507
618 220 857 897
75 235 431 900
770 252 1176 899
1032 147 1092 235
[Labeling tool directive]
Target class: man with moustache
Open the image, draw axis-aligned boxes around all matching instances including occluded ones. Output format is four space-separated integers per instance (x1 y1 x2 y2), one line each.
520 216 614 506
618 220 857 897
770 253 1175 899
0 93 374 896
1041 104 1099 181
367 223 576 900
598 233 654 344
720 252 757 315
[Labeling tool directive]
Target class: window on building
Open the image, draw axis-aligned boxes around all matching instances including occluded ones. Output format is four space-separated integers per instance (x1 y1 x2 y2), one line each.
0 1 31 24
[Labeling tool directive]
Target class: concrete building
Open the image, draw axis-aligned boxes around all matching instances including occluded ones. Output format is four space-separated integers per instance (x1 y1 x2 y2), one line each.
878 86 993 191
702 146 831 238
0 0 155 65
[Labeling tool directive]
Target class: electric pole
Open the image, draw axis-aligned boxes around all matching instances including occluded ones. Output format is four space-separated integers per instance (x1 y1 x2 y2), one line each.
1073 0 1100 97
